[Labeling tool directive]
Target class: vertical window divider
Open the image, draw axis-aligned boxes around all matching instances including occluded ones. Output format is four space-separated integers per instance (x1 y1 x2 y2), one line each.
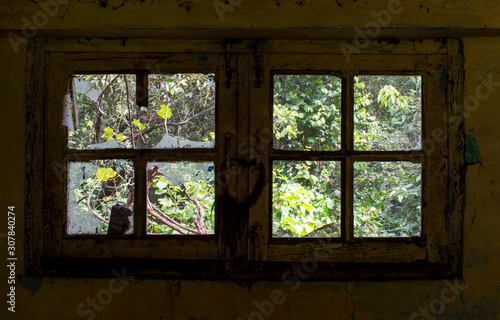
134 155 147 238
343 71 355 242
135 72 148 238
136 70 149 108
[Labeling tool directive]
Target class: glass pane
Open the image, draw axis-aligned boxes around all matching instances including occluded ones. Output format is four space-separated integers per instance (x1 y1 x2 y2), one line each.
147 162 215 235
149 73 216 149
354 75 421 151
67 160 134 235
68 74 137 149
273 75 342 151
272 161 341 237
354 161 421 237
66 73 216 150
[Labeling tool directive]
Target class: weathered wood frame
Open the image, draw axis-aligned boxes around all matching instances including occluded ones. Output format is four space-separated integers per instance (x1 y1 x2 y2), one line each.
46 52 238 261
261 54 445 262
25 39 464 279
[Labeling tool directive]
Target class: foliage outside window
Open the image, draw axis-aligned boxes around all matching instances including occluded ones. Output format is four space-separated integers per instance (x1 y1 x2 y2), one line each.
66 73 216 236
272 75 422 238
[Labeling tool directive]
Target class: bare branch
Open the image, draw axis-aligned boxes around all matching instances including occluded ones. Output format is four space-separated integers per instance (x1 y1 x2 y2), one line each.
167 107 214 126
182 183 208 234
124 75 136 149
86 182 109 224
146 202 187 235
149 200 198 234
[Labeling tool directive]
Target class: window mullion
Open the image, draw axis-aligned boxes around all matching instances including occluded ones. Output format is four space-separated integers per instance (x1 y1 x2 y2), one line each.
236 53 252 260
343 72 355 242
248 51 270 261
136 70 148 108
134 157 147 238
215 51 241 259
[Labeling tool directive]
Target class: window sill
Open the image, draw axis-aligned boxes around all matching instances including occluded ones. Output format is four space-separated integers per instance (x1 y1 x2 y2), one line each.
37 257 456 281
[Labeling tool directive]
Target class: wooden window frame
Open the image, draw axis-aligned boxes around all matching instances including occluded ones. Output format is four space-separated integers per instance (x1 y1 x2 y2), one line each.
25 39 464 280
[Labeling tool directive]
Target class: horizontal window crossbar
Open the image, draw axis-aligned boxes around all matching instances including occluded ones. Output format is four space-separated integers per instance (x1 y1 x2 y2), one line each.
66 149 217 161
270 150 425 162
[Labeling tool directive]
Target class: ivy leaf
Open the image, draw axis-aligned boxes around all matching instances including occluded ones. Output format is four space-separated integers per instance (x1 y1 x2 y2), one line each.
156 181 167 189
106 168 116 178
303 204 315 213
309 174 318 185
95 167 117 181
197 189 207 200
132 119 145 131
156 104 173 119
398 194 404 203
116 134 127 142
303 223 313 235
103 126 114 140
288 224 304 235
284 217 293 224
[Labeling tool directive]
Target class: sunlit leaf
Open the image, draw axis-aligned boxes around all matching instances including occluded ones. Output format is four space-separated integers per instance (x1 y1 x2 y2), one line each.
95 167 117 181
116 134 127 142
157 104 173 119
103 126 113 140
309 175 318 185
132 119 145 131
303 204 314 212
156 181 167 189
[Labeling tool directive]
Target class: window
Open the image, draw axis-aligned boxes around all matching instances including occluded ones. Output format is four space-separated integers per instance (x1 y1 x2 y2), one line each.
66 72 217 236
26 39 464 279
272 74 422 239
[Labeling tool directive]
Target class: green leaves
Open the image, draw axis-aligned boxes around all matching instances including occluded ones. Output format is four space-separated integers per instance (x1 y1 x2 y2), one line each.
377 85 399 109
132 119 145 131
354 75 422 151
272 161 341 237
103 123 131 142
353 161 421 237
156 180 168 189
95 167 117 181
197 188 207 200
103 126 114 140
156 104 173 120
273 74 342 151
302 203 314 212
309 174 318 185
116 134 127 142
102 126 126 142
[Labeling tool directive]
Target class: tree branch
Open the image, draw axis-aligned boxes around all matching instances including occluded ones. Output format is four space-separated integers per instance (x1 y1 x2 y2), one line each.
86 182 109 224
182 183 208 234
167 107 214 126
149 200 198 234
146 202 187 235
124 75 136 149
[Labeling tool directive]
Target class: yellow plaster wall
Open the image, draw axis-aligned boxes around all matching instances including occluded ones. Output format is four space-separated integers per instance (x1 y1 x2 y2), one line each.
1 1 500 319
1 0 500 31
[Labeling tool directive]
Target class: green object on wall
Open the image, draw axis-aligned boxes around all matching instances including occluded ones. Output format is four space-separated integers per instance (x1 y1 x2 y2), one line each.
465 135 482 165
